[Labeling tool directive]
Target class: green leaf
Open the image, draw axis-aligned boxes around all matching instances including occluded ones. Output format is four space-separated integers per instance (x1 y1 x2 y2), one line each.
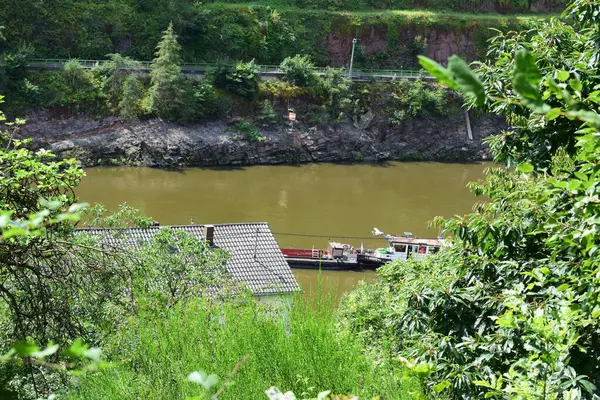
556 69 570 82
588 90 600 104
512 49 549 113
64 338 88 358
68 203 89 213
3 227 27 239
566 110 600 127
556 283 570 292
13 341 39 357
546 108 561 121
473 380 494 388
433 380 452 393
569 78 583 92
417 56 458 90
517 163 534 173
447 55 485 106
187 371 219 390
515 49 542 85
39 199 63 210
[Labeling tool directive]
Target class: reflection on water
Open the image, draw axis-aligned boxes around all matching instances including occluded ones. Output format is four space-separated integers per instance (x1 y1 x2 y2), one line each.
292 269 379 302
78 162 490 296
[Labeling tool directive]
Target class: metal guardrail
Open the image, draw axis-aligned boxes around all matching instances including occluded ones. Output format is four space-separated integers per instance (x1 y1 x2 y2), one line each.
26 58 429 79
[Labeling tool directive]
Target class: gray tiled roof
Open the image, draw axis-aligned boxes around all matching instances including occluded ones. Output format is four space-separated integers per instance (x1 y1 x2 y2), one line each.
76 223 301 296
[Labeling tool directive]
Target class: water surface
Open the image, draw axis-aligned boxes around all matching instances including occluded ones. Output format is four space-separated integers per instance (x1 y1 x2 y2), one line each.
78 162 490 297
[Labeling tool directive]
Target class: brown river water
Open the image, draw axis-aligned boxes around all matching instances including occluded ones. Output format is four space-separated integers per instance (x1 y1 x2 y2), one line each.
77 162 490 298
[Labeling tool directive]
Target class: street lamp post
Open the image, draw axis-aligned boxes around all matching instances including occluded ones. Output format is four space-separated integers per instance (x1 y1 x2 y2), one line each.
348 38 357 78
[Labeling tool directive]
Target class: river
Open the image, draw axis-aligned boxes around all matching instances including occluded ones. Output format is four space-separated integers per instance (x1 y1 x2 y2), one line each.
77 162 489 298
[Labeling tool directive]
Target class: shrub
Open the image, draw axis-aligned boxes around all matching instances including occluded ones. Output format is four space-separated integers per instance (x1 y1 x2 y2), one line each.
256 99 277 125
211 60 260 100
280 55 318 88
190 80 220 119
232 120 264 142
118 75 144 121
339 2 600 398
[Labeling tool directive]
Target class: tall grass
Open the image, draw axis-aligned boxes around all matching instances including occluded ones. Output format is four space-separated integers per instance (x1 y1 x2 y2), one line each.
67 293 418 399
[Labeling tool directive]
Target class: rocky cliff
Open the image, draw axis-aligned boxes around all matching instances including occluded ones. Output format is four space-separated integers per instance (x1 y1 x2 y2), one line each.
21 111 504 168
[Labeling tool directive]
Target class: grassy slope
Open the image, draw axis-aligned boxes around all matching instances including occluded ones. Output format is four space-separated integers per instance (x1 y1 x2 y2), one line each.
67 296 420 399
206 2 559 20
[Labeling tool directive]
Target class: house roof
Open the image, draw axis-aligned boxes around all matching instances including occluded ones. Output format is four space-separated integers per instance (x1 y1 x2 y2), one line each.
76 223 301 296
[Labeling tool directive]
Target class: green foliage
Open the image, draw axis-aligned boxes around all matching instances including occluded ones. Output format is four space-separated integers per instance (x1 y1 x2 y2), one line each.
387 79 450 124
189 0 564 12
118 75 144 121
0 0 548 72
133 228 229 309
30 60 105 111
317 67 351 118
69 296 419 399
212 60 261 100
102 54 139 110
342 1 600 398
190 80 221 119
233 120 265 142
149 22 187 121
280 55 318 88
257 99 278 125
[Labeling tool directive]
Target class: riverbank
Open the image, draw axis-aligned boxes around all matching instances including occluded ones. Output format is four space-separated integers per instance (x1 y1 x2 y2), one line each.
22 111 503 167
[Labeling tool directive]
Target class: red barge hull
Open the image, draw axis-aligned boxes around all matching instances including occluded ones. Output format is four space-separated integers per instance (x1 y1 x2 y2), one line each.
281 248 383 270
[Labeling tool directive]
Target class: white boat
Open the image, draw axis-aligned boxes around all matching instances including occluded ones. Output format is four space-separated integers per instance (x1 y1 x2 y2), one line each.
362 227 444 263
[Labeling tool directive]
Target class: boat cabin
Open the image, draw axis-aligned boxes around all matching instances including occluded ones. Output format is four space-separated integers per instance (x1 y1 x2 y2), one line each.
374 237 442 262
327 241 358 263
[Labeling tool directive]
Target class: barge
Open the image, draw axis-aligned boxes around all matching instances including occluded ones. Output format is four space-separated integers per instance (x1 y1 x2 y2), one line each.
281 228 444 270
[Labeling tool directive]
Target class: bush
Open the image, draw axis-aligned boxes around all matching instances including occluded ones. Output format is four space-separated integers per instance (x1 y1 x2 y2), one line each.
339 2 600 398
256 99 277 125
34 60 105 111
232 120 264 142
280 55 318 88
190 80 220 119
118 75 144 121
211 60 260 100
317 67 351 118
387 79 449 124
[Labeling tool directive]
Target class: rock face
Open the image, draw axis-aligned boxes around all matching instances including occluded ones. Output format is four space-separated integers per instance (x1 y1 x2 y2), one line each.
326 25 481 67
21 111 504 168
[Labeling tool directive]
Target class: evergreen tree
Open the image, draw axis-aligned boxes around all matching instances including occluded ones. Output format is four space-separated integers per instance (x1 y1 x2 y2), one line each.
149 22 187 121
104 53 139 109
119 74 144 121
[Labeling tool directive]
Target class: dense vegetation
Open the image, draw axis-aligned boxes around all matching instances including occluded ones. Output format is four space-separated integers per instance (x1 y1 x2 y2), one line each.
0 1 550 69
202 0 565 12
339 0 600 398
0 22 455 135
69 297 417 399
1 93 417 398
2 0 599 398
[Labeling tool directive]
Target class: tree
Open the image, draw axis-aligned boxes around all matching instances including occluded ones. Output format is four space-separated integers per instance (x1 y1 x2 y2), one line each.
119 74 144 121
339 1 600 398
0 95 128 345
149 22 187 121
103 53 139 109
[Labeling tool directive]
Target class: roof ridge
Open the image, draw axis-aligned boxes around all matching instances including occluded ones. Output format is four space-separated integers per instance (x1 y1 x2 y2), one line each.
75 222 270 231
